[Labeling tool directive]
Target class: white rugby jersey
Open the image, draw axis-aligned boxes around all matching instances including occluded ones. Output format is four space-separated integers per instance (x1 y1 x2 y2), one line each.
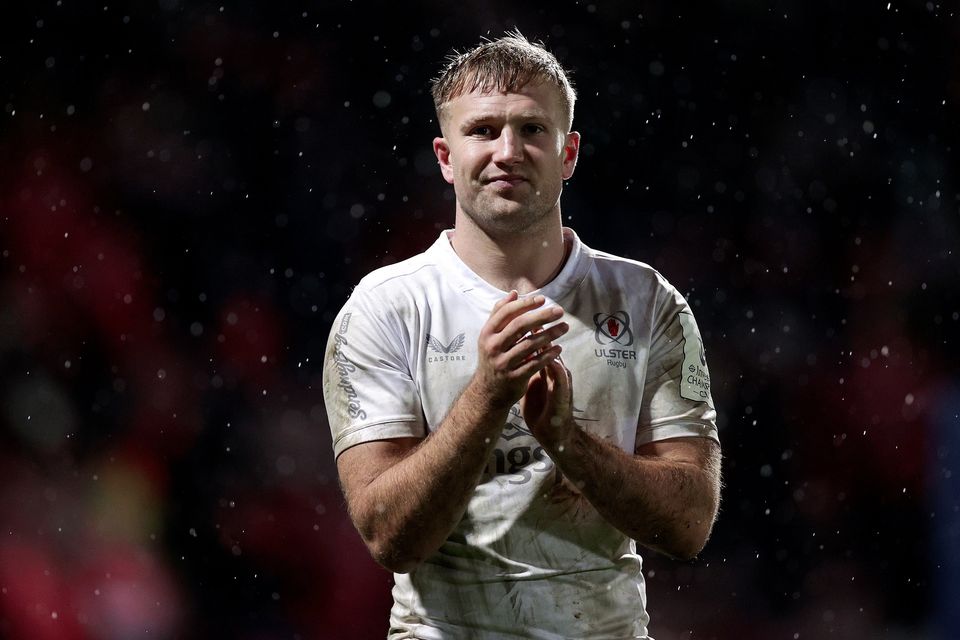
323 228 718 640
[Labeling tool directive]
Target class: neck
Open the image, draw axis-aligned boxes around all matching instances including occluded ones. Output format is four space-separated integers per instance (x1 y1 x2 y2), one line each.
450 208 569 295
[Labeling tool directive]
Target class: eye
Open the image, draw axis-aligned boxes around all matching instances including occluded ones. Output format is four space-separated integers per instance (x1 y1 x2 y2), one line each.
523 123 546 135
469 125 492 137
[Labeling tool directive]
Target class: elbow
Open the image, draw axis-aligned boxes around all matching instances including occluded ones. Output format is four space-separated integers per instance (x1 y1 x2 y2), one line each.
668 531 708 561
372 547 422 574
661 513 717 561
350 504 432 574
365 536 425 574
672 490 720 560
658 529 708 561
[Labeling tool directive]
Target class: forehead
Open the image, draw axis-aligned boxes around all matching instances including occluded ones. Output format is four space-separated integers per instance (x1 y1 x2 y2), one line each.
444 81 565 125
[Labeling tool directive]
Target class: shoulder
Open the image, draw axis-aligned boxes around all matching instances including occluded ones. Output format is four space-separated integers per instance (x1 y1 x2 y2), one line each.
580 242 680 302
334 244 448 343
356 249 441 293
588 246 659 278
348 245 446 311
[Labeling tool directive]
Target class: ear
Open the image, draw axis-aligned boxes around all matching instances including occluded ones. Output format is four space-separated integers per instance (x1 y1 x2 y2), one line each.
561 131 580 181
433 137 455 184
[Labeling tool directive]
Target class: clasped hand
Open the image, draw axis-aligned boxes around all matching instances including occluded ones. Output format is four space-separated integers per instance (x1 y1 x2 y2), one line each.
473 290 576 453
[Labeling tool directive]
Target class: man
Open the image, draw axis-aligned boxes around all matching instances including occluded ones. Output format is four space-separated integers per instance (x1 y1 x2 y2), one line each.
323 32 721 639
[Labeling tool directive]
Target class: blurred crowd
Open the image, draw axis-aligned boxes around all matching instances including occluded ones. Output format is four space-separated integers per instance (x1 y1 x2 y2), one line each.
1 2 957 638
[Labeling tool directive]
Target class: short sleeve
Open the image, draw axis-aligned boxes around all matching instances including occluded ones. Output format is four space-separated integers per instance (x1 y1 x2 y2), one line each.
636 282 719 447
322 288 426 458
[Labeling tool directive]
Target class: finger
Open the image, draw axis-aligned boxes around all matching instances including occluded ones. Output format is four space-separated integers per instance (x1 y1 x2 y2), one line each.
547 358 572 413
550 354 570 378
513 344 562 379
503 322 568 367
492 289 519 312
552 357 571 399
543 359 556 393
487 294 548 334
499 305 566 347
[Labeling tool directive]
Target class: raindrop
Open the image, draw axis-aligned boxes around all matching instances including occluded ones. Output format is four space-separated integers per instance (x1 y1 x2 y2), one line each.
373 91 392 108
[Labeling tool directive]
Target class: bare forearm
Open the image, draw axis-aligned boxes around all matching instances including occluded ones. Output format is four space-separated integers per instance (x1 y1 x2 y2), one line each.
350 382 507 572
340 292 568 573
551 430 721 560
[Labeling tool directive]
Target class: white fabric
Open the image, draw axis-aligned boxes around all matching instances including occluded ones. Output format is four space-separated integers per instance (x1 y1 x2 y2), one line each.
323 228 718 639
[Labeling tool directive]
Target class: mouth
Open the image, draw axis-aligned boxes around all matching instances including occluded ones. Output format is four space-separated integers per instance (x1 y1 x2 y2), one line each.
484 175 528 188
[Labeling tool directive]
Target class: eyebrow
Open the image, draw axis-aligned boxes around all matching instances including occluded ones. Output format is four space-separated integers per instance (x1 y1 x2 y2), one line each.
460 111 554 131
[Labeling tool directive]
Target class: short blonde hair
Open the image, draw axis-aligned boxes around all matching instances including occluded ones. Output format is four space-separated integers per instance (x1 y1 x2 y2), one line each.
430 30 577 131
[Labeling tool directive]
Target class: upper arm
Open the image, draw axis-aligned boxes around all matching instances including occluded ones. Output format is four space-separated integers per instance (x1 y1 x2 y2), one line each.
637 281 719 446
323 289 426 458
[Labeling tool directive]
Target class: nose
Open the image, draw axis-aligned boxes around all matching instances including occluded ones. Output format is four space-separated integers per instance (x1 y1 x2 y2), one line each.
492 127 524 164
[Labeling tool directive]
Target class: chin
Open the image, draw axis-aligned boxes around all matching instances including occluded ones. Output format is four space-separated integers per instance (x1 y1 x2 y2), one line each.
471 208 550 237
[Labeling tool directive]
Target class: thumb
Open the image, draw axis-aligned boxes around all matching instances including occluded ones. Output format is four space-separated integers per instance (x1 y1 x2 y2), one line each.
521 369 547 422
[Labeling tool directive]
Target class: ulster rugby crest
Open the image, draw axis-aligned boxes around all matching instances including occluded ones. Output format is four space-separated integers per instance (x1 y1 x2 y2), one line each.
594 311 637 367
593 311 634 346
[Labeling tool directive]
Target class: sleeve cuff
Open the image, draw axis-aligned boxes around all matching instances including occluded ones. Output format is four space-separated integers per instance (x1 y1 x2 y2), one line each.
635 419 719 447
333 419 426 458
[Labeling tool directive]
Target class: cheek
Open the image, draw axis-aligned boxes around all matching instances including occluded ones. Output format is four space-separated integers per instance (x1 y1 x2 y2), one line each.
458 146 488 172
460 161 483 183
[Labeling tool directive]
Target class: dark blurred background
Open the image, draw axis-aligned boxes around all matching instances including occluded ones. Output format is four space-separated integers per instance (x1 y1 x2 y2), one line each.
1 1 958 638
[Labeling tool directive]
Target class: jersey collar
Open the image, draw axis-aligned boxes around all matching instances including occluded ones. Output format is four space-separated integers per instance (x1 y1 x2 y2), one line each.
429 227 593 308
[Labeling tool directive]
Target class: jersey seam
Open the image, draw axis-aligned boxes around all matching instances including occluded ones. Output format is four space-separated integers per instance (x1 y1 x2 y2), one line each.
361 260 443 292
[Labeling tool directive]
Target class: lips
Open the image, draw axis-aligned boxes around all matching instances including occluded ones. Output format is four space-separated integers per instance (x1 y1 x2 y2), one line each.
485 175 527 187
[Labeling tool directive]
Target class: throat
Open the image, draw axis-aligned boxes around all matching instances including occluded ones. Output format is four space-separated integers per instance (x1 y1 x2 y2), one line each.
452 228 572 295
